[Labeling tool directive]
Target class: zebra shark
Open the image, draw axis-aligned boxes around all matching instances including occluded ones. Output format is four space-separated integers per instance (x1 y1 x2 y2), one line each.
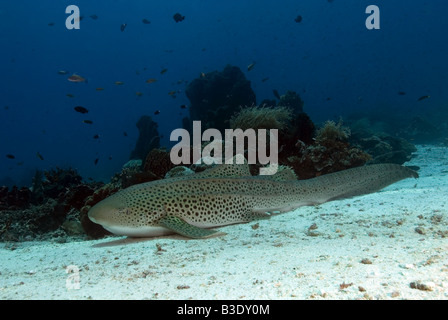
88 162 418 239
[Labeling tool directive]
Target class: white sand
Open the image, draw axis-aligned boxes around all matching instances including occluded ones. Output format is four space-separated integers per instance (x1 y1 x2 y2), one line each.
1 145 448 300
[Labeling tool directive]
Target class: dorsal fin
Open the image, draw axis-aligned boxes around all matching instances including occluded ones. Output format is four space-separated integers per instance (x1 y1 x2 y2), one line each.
195 154 251 178
255 165 298 181
272 166 298 181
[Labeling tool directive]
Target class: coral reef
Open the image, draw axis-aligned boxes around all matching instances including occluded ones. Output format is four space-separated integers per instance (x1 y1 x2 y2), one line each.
277 90 304 114
229 105 293 131
352 133 417 165
143 148 176 179
114 165 159 189
130 115 160 160
1 199 61 242
41 167 83 199
281 112 316 148
185 65 256 133
284 120 371 179
0 186 31 210
347 117 418 165
398 116 441 144
315 120 351 143
254 90 315 162
0 167 98 242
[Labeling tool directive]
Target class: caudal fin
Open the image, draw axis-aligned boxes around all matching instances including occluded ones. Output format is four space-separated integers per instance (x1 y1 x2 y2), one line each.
309 164 418 203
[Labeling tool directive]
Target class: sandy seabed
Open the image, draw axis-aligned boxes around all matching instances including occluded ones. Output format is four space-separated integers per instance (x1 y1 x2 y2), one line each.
1 145 447 300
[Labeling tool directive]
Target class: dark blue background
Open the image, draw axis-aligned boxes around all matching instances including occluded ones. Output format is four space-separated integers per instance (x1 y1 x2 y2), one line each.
1 0 447 186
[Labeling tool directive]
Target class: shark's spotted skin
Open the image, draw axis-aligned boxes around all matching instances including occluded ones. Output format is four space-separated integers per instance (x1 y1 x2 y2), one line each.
88 163 418 239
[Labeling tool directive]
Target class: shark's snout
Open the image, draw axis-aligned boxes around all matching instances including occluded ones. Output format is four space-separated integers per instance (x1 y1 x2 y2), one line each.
88 199 120 227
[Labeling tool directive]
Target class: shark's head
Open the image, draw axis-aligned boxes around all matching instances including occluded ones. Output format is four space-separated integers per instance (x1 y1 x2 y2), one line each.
88 194 132 234
87 185 172 237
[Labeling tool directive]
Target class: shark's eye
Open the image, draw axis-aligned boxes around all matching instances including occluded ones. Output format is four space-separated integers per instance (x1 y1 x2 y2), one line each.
118 207 131 215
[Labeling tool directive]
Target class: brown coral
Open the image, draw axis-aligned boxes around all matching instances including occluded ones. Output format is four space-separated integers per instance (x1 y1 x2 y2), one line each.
315 120 351 143
143 148 176 178
229 105 293 131
284 120 371 179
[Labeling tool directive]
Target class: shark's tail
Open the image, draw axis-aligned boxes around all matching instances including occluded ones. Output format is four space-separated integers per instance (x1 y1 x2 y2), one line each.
307 163 418 203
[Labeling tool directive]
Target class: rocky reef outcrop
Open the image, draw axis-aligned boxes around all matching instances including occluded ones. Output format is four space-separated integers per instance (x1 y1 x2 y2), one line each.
185 65 256 133
0 168 99 242
129 115 160 160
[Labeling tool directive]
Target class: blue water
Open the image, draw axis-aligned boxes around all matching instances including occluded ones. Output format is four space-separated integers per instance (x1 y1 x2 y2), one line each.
1 0 447 186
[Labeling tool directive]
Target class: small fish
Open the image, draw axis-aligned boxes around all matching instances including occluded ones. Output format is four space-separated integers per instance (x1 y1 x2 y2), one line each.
123 131 128 137
180 105 187 109
36 152 44 160
108 156 113 160
200 72 206 78
173 13 185 23
295 15 303 23
6 154 15 159
58 70 69 75
261 77 269 82
90 14 98 20
74 106 89 114
93 134 100 139
398 91 406 95
142 19 151 24
120 23 127 32
83 120 93 124
114 81 125 85
94 158 99 165
154 110 160 115
168 91 177 96
66 93 75 98
146 78 157 84
160 68 168 75
247 63 256 71
96 87 104 91
273 89 281 100
48 22 55 26
68 74 87 83
417 95 430 101
136 92 143 97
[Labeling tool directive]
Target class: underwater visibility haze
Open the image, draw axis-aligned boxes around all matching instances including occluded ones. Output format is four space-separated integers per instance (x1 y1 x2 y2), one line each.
1 0 447 187
2 0 448 301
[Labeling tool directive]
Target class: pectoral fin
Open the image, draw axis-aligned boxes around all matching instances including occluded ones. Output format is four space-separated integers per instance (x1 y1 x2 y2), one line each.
159 216 226 239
